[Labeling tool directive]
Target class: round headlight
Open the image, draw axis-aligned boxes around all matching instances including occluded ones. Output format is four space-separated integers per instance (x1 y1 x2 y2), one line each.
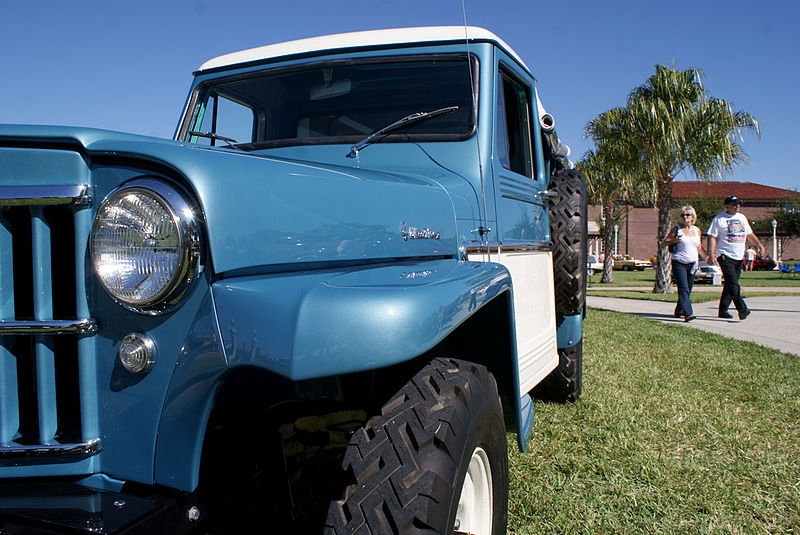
91 179 200 314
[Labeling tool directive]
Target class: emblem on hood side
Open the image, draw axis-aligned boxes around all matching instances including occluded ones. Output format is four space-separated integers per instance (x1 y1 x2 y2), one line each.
401 222 441 241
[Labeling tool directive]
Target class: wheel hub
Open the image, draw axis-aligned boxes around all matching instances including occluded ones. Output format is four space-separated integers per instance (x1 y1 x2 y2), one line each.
454 446 493 535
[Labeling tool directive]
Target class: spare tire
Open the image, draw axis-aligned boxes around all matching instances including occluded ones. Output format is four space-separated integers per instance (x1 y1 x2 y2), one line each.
549 169 588 317
534 168 587 403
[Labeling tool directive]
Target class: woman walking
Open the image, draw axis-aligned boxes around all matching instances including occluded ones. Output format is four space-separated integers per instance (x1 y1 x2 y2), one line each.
664 205 708 322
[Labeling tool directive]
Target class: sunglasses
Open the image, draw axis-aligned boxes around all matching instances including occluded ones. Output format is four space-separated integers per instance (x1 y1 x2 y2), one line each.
681 214 693 217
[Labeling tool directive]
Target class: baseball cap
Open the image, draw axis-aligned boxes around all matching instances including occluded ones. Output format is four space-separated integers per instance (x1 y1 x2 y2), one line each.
724 195 742 205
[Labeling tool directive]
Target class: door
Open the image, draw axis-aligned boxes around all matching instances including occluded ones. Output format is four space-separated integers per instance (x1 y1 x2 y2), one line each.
483 63 557 394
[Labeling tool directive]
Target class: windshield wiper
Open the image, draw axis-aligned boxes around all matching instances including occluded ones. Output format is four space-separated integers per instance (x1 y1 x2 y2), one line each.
188 131 242 150
346 106 459 158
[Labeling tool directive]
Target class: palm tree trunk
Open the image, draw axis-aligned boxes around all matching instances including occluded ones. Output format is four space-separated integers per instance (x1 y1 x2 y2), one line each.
601 203 615 283
653 175 673 293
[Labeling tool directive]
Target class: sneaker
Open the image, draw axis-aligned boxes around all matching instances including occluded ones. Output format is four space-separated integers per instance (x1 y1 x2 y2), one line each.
684 315 696 322
739 308 751 320
718 311 733 319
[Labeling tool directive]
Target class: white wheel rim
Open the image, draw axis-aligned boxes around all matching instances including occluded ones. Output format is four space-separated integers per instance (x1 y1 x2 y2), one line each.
454 446 493 535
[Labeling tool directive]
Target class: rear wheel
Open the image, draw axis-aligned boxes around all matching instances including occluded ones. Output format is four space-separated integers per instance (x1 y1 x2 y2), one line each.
325 358 508 534
534 340 583 403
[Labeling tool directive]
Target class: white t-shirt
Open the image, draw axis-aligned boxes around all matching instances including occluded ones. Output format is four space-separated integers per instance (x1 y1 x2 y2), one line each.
707 212 752 261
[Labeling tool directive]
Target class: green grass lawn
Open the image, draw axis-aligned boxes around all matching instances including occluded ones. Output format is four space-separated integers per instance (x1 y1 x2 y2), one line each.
507 308 800 533
590 268 800 288
589 268 655 287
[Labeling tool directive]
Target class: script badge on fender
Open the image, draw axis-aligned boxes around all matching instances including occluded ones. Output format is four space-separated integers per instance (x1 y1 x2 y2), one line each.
401 222 441 241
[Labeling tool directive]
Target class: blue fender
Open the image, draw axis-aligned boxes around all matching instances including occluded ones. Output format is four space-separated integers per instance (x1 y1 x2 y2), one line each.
213 259 511 379
556 313 583 348
154 259 512 491
153 290 228 491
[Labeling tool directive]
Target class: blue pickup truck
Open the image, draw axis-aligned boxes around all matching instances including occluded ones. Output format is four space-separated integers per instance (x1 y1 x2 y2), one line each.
0 26 586 534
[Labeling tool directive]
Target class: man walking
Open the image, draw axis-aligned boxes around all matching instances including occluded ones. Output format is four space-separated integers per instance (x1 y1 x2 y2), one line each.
707 196 765 319
745 247 758 271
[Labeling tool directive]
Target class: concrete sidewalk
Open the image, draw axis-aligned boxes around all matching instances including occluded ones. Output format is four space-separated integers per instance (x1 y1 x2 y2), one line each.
588 285 800 293
588 295 800 356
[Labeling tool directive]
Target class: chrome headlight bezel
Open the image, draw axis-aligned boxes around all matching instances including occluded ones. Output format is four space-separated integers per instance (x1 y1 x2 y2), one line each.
90 178 201 315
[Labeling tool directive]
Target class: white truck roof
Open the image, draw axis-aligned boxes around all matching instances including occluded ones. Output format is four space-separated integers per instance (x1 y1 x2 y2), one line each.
197 26 529 72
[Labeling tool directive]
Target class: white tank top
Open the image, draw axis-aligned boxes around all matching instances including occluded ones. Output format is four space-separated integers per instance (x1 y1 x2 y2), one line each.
671 226 700 264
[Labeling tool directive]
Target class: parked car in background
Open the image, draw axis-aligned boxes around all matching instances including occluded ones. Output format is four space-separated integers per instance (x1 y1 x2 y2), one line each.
613 255 650 271
695 260 722 284
751 257 777 270
587 254 604 275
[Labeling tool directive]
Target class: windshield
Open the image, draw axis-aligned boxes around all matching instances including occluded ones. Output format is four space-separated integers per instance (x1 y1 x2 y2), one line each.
181 56 477 150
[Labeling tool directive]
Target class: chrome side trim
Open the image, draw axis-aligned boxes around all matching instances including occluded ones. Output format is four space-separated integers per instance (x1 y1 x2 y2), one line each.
460 240 551 260
0 319 97 335
498 241 551 253
461 241 500 259
0 185 92 207
0 438 101 460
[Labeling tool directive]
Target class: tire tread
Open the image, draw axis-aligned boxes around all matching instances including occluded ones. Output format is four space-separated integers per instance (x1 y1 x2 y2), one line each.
325 358 504 534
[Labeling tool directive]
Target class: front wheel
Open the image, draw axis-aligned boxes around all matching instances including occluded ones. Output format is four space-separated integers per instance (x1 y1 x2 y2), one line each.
325 358 508 534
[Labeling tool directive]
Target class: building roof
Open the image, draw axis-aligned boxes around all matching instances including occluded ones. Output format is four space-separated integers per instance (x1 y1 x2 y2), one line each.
198 26 527 72
673 181 798 201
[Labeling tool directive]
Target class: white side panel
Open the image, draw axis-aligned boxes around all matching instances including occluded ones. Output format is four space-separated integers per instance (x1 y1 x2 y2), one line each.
468 251 558 394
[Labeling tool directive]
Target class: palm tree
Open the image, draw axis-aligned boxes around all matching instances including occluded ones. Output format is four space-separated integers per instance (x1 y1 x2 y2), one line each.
578 150 616 282
581 107 650 283
626 65 759 293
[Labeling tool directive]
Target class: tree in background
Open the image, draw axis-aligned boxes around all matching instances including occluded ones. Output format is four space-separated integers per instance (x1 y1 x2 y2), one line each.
581 107 650 283
751 193 800 260
625 66 759 293
578 150 618 283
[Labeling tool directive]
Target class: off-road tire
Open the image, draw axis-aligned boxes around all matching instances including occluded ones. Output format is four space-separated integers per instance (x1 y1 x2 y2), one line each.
534 340 582 403
549 168 587 317
535 168 586 403
325 358 508 535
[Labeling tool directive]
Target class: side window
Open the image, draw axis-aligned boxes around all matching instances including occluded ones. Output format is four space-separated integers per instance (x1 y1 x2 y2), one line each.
192 93 256 145
496 70 533 178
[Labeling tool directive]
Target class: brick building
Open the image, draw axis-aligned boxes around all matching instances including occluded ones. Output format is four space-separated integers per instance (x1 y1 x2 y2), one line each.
588 181 800 262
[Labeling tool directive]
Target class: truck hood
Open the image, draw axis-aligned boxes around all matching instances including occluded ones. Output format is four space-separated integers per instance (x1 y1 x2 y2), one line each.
0 125 458 274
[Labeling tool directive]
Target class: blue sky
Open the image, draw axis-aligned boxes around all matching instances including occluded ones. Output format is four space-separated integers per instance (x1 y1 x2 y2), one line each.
2 0 798 190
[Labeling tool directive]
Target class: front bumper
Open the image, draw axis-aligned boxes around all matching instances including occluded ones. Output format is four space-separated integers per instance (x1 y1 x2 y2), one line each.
0 480 198 534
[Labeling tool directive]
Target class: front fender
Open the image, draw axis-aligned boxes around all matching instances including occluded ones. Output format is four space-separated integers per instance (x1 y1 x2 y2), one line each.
212 259 511 379
155 259 511 491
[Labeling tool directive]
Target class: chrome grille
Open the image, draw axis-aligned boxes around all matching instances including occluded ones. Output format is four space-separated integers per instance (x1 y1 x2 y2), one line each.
0 186 99 459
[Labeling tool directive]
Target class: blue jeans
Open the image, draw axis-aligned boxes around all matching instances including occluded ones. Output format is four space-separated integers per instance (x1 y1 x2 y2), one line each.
672 259 695 317
717 254 747 314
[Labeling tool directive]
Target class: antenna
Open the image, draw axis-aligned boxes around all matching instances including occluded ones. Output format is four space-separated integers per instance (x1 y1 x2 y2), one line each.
461 1 492 261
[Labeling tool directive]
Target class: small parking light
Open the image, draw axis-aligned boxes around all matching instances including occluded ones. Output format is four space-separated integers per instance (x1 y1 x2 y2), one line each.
118 333 156 374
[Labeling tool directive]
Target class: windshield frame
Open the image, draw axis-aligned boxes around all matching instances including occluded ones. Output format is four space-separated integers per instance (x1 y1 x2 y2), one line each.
177 53 480 150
